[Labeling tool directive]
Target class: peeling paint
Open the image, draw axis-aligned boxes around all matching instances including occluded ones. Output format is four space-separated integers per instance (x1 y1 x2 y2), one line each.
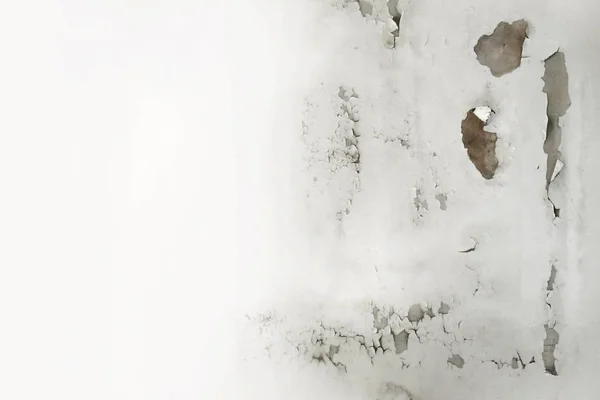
447 354 465 368
435 193 447 210
474 20 528 77
542 325 559 376
542 50 571 188
438 302 450 315
407 304 424 323
547 265 557 291
393 330 409 354
461 109 498 179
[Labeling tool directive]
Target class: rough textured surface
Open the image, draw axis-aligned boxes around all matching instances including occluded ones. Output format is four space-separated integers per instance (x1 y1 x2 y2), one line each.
474 20 528 77
461 109 499 179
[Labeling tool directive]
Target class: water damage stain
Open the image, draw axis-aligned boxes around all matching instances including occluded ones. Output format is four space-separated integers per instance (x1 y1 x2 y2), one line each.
461 108 498 179
474 20 528 77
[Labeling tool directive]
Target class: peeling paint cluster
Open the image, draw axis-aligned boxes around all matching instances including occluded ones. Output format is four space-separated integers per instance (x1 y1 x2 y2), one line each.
249 300 481 375
335 0 408 48
302 85 363 222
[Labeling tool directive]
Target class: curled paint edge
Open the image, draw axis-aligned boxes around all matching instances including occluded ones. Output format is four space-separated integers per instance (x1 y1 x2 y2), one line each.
551 158 564 182
473 106 493 124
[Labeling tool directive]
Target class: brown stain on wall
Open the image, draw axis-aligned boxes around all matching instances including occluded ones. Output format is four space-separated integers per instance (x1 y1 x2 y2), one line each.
461 110 498 179
474 20 528 77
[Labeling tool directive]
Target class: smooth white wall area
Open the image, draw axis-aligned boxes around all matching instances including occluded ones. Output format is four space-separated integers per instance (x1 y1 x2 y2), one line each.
0 2 238 399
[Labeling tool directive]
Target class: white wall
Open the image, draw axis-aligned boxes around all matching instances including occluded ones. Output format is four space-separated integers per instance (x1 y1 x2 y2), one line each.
0 0 598 399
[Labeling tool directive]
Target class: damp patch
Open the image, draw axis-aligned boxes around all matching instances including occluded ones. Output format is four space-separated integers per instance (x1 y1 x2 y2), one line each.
461 108 499 179
474 20 528 77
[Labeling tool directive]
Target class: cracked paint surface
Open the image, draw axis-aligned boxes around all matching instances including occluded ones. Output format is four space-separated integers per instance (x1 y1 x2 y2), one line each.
235 0 592 399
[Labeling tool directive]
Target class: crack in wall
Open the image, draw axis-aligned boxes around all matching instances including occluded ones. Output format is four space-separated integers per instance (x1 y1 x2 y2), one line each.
487 354 534 370
386 0 402 47
550 198 561 219
459 239 478 253
250 300 470 376
250 299 552 383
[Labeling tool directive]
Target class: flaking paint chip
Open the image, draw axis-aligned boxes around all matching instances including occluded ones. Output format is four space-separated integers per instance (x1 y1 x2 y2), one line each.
550 158 564 182
473 106 493 124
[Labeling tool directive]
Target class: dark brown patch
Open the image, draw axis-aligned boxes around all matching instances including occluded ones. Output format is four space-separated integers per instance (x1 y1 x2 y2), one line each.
461 110 499 179
474 20 528 77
